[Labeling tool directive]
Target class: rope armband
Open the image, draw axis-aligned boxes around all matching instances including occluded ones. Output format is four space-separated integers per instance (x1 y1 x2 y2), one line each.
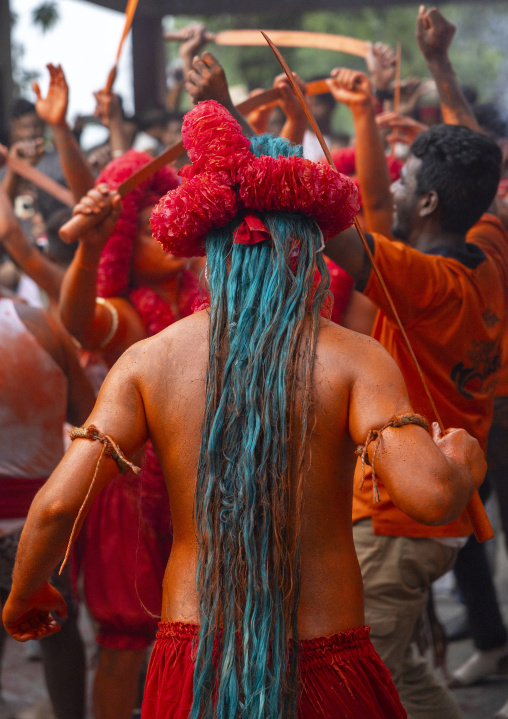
355 413 429 502
69 424 141 475
59 425 141 575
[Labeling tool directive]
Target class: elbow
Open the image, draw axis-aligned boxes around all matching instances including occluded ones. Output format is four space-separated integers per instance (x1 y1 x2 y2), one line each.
30 491 77 536
394 481 471 527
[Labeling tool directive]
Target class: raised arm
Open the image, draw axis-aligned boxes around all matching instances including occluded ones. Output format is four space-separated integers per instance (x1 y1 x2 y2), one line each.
93 89 131 158
2 343 149 641
0 183 63 304
348 336 486 525
2 139 45 201
33 64 95 200
416 6 480 132
274 72 308 145
328 68 393 236
185 52 254 138
59 185 144 358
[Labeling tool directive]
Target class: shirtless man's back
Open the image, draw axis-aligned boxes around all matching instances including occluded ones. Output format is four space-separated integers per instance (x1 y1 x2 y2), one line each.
3 101 485 719
72 311 478 640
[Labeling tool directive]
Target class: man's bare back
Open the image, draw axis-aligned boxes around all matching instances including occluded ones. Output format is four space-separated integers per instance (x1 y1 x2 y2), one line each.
27 309 477 641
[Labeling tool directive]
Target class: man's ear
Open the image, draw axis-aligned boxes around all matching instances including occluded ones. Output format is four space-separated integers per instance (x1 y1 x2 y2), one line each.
417 190 439 218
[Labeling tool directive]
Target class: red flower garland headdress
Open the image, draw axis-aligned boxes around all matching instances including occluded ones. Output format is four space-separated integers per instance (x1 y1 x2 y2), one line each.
151 100 360 258
95 149 179 299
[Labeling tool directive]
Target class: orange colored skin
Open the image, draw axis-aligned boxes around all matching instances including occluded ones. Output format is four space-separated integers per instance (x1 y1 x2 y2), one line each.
59 188 204 368
3 300 486 643
33 64 95 202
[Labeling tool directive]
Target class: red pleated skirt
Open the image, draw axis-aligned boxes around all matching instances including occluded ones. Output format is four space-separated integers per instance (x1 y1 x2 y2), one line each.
141 622 406 718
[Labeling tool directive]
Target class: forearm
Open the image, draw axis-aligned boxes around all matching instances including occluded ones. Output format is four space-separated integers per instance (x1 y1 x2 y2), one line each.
425 55 480 131
60 242 104 348
107 117 131 156
3 225 63 303
324 225 370 284
374 426 477 526
351 102 393 236
50 122 95 200
280 116 307 146
3 168 21 201
11 441 112 600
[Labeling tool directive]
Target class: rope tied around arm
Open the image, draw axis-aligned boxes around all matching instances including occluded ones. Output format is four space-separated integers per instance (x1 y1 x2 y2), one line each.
356 413 429 502
58 425 141 574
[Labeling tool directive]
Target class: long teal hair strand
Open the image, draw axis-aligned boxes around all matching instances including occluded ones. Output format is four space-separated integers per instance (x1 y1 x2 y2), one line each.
191 134 330 719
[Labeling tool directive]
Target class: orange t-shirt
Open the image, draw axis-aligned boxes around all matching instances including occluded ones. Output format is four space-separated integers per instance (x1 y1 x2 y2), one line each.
353 214 508 538
467 215 508 397
494 330 508 397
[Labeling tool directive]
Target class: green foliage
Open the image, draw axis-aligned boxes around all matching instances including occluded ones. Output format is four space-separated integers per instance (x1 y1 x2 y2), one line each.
31 2 60 34
165 3 508 120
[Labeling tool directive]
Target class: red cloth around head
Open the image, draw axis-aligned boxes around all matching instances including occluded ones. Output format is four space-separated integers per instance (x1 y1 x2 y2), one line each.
141 623 407 718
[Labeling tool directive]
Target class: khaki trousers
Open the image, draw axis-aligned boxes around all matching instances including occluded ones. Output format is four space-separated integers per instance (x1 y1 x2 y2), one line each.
353 518 462 719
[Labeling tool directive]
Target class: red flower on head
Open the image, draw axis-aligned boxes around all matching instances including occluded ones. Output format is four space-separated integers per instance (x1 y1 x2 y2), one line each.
151 101 359 257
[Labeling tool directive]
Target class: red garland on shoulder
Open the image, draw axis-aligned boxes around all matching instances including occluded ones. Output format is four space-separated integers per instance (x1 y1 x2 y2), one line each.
151 100 359 258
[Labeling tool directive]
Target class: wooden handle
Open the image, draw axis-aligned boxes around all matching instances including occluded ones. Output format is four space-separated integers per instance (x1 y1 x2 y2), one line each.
59 202 113 244
6 154 74 207
467 490 494 542
164 29 368 57
164 30 216 42
103 65 117 95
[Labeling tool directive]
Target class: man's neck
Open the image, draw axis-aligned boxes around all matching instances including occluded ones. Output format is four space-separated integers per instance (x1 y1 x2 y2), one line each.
411 228 466 254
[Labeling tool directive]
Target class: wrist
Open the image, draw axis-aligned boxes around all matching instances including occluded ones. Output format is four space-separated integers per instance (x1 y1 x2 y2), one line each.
425 54 452 72
350 98 376 118
77 243 101 270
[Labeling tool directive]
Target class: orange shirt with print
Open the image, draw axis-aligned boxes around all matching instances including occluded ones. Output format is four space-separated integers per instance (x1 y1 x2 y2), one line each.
352 214 508 538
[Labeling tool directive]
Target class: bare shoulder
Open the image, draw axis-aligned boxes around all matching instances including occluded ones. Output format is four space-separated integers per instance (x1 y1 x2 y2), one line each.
109 309 209 384
316 317 396 379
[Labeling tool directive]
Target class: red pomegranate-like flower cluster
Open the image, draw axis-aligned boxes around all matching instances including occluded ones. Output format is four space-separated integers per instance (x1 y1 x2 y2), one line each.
151 100 359 258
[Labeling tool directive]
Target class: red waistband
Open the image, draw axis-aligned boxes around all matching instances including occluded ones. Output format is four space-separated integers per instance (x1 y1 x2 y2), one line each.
155 622 372 661
0 477 47 519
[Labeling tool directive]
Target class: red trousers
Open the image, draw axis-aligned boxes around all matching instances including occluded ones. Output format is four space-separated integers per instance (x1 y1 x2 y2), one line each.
142 623 407 718
80 445 172 650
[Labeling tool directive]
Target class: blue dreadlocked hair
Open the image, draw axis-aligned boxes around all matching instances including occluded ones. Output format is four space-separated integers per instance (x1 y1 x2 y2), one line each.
191 134 331 719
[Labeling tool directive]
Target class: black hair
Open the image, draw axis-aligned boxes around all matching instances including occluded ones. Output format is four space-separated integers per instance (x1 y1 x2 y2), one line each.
135 106 182 132
473 103 508 141
410 124 502 234
11 98 37 119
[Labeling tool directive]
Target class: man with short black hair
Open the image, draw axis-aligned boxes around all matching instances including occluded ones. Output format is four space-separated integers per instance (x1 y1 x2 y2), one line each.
326 70 508 719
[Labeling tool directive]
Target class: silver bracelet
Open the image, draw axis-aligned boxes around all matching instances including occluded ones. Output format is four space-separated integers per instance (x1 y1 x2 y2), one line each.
96 297 119 348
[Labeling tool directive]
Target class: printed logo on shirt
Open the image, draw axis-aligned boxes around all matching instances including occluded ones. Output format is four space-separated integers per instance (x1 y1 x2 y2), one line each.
451 339 501 399
482 309 501 328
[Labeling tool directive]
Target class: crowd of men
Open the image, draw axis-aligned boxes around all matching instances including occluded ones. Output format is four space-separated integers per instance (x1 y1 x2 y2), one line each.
0 5 507 719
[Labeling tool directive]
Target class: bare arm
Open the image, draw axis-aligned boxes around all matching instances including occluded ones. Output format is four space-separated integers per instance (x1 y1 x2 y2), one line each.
185 52 254 138
93 90 131 157
348 337 486 525
416 6 480 132
33 64 95 201
2 139 45 201
59 186 144 358
2 344 149 641
0 184 63 303
275 73 308 145
328 68 394 237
